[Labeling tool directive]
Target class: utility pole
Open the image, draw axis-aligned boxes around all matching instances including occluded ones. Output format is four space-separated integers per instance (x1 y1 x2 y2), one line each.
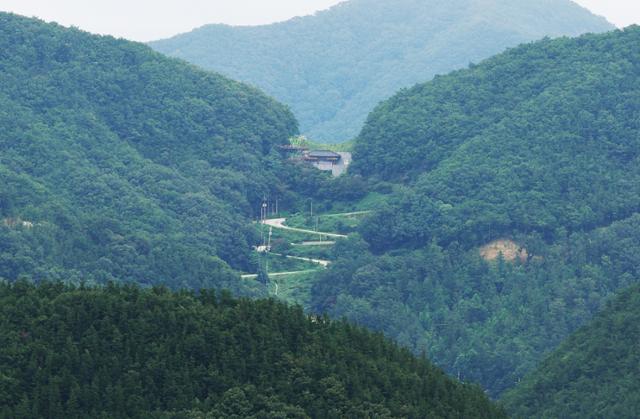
261 197 268 247
310 200 313 218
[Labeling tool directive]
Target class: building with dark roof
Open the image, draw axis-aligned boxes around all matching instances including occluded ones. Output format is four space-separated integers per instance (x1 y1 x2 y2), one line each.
302 150 351 176
303 150 341 162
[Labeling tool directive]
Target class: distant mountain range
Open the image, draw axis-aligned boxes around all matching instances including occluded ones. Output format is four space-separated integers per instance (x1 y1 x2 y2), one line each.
150 0 614 141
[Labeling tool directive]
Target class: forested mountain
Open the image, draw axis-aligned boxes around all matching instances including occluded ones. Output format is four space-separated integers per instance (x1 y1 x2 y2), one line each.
354 27 640 249
502 285 640 418
311 27 640 397
0 13 305 291
0 281 506 418
150 0 613 141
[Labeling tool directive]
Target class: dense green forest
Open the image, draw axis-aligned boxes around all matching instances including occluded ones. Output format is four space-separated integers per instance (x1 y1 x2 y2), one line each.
0 13 329 291
311 27 640 397
4 9 640 416
0 281 506 418
356 27 640 250
150 0 612 141
502 285 640 418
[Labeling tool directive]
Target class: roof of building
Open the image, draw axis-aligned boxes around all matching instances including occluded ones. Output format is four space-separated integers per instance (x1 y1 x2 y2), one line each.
306 150 341 159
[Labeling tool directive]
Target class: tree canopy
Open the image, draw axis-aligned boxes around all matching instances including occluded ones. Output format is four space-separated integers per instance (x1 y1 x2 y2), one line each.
311 27 640 397
502 285 640 418
0 281 506 418
0 13 303 291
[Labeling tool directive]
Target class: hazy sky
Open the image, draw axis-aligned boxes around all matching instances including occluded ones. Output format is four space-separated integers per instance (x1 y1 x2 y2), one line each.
0 0 638 42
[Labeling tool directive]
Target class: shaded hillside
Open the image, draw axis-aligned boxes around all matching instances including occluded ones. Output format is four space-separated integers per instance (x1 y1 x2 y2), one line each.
502 285 640 418
150 0 612 141
0 13 299 291
311 28 640 397
0 281 507 418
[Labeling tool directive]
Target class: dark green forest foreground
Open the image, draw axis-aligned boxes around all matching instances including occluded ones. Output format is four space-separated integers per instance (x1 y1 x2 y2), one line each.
312 27 640 397
502 285 640 418
0 282 506 419
0 13 341 292
150 0 612 141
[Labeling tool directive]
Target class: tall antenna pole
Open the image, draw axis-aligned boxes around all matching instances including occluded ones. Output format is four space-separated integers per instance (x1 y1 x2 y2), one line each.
261 196 268 247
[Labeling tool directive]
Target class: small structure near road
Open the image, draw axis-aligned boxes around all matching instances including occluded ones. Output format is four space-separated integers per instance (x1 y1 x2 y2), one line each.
278 144 351 176
304 150 341 163
303 150 352 177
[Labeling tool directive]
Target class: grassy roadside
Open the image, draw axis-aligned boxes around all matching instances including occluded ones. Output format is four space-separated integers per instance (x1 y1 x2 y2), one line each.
290 135 354 152
271 270 322 309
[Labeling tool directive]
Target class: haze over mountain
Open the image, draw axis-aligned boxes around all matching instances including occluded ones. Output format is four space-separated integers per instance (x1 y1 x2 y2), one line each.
150 0 614 141
311 26 640 397
0 13 303 292
4 3 640 416
502 285 640 418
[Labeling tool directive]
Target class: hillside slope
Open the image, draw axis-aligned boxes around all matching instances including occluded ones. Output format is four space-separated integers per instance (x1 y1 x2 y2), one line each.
0 13 299 291
0 282 507 418
355 27 640 251
502 285 640 418
311 27 640 397
150 0 613 141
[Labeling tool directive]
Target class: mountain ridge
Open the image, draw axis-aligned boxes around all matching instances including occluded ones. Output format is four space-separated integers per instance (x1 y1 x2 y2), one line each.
0 12 300 292
150 0 614 141
0 281 508 418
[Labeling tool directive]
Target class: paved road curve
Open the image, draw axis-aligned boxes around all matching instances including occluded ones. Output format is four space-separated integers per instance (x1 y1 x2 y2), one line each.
270 253 331 267
240 269 321 279
262 218 348 238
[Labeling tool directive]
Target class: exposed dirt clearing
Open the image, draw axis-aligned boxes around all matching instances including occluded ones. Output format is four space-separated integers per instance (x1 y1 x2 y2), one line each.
2 218 35 229
480 239 528 263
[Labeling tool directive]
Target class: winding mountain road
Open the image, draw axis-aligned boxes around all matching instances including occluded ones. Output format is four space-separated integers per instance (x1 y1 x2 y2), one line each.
292 241 336 246
240 269 320 280
322 211 372 217
245 212 372 281
270 253 331 267
262 218 348 238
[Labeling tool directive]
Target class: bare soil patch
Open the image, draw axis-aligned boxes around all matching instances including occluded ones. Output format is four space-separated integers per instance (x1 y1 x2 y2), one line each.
480 239 528 263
